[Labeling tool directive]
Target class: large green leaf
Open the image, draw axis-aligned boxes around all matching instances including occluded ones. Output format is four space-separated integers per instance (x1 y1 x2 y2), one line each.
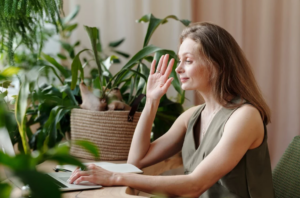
137 14 191 47
41 53 69 78
16 170 61 198
15 80 30 154
84 26 103 92
0 183 12 198
137 62 150 94
121 45 160 70
0 152 34 170
45 154 85 168
70 49 90 90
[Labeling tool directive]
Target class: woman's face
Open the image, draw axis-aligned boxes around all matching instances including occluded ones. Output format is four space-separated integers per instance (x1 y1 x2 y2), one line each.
176 38 212 92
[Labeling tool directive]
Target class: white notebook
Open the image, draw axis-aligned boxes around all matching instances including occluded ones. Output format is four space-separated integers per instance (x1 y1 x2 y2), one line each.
56 162 143 174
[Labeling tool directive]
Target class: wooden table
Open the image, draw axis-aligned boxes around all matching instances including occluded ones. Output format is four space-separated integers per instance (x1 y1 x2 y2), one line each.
4 153 183 198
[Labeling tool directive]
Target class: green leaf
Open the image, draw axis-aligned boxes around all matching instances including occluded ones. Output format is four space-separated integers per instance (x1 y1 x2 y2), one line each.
144 56 153 63
15 79 30 154
152 95 184 140
75 140 100 160
60 84 78 106
84 26 103 93
1 67 20 77
121 45 160 70
38 66 64 85
57 53 67 60
63 5 80 24
112 50 130 58
70 49 90 90
109 38 125 47
45 153 85 168
0 183 12 198
74 41 80 47
137 14 191 47
41 53 69 78
59 41 75 58
16 170 61 198
64 23 78 32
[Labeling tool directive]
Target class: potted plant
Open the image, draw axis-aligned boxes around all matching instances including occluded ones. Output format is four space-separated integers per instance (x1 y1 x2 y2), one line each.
0 0 63 65
68 14 190 160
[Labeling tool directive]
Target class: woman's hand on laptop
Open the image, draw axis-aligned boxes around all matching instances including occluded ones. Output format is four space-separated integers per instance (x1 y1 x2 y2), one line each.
68 164 117 186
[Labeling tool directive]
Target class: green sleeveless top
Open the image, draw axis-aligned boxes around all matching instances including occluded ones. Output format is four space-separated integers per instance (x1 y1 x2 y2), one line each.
181 104 275 198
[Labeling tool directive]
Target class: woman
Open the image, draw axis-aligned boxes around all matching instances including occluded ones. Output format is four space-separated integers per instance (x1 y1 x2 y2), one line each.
68 22 275 198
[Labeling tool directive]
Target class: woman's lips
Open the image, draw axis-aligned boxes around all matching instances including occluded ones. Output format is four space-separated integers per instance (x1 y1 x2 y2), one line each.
180 78 189 82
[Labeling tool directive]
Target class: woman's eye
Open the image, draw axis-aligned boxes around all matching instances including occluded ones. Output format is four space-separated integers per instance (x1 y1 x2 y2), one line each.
186 60 192 63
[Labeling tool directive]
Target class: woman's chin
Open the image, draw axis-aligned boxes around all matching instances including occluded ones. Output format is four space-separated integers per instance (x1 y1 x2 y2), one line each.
181 85 192 90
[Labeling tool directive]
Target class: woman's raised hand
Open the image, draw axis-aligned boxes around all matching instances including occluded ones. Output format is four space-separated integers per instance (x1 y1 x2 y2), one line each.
146 54 174 101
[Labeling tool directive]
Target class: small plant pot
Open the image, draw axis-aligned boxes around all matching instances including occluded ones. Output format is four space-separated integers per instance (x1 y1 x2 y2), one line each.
70 108 141 160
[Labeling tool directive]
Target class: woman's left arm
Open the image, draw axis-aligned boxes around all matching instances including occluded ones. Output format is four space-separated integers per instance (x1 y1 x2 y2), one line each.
68 104 264 197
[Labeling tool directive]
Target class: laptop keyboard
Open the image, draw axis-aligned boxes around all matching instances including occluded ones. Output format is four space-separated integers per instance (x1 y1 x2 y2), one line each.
45 174 67 188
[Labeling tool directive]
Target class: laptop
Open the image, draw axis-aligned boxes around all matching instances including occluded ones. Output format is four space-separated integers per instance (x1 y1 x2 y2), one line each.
0 127 102 191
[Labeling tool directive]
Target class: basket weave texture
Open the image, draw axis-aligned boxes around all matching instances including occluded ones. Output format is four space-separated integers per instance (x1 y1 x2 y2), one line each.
70 108 141 160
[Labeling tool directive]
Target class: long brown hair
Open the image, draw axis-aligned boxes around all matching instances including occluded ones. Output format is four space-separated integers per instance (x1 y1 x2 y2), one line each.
180 22 271 124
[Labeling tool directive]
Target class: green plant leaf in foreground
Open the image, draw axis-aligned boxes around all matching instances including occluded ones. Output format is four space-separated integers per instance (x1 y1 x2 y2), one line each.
0 183 12 198
16 170 61 198
74 140 100 160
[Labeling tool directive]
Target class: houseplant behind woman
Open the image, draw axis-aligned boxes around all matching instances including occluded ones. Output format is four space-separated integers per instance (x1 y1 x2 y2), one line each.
68 22 275 198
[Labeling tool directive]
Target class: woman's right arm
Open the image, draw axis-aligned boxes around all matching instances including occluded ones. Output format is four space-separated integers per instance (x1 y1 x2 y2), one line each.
127 54 195 168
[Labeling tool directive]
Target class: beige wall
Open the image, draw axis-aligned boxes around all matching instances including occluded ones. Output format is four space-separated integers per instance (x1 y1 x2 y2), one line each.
192 0 300 168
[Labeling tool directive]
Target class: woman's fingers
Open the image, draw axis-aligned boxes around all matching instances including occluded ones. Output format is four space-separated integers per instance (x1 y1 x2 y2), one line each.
155 55 164 73
68 169 90 184
162 77 174 92
74 175 95 185
164 58 175 77
150 59 156 75
160 54 169 75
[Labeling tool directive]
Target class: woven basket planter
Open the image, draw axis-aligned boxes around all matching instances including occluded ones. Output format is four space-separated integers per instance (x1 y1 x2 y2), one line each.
70 108 141 160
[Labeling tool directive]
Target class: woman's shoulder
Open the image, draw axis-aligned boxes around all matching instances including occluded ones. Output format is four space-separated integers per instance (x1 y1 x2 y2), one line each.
224 104 264 149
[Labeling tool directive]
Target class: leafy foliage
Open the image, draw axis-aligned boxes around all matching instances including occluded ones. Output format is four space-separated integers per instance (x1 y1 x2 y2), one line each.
70 14 190 140
0 0 63 64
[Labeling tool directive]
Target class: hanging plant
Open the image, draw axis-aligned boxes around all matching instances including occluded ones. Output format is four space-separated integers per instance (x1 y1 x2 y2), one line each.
0 0 63 64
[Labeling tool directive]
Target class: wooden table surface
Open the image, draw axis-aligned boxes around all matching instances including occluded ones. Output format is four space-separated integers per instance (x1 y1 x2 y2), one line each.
3 153 183 198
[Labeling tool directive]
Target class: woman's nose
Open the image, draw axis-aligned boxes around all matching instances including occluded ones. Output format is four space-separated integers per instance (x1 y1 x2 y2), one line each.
175 63 183 74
